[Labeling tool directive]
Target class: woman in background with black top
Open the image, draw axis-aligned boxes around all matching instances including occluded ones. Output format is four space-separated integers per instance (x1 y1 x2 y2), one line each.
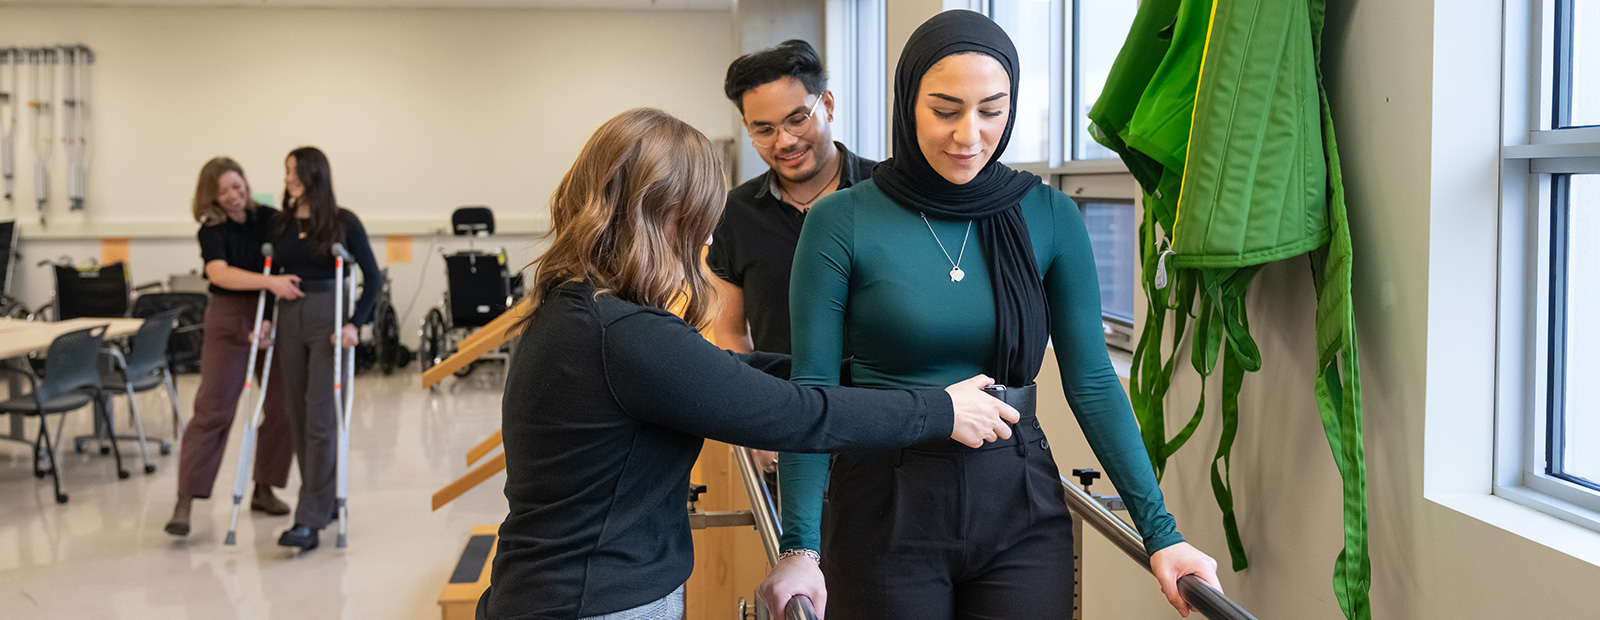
166 157 302 537
269 146 382 551
475 108 1020 620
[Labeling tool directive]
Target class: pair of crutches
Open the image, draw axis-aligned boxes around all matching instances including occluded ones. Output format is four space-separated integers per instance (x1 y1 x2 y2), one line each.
224 242 357 549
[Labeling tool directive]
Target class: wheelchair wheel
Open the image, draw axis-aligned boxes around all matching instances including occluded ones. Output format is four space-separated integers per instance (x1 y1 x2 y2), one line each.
418 308 446 374
374 301 401 375
449 329 476 378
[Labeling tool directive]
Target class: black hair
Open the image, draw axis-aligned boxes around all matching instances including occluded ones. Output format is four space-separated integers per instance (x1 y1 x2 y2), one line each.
724 39 827 112
277 146 345 259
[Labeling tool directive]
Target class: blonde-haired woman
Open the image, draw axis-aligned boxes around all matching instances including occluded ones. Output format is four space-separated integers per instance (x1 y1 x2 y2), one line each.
476 107 1021 620
165 157 302 537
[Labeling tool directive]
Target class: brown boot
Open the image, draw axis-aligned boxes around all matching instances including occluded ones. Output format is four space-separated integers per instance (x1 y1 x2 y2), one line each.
251 484 290 516
165 494 193 536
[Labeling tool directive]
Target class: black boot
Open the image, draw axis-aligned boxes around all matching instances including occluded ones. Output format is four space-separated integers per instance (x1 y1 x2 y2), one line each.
164 494 193 537
251 484 290 516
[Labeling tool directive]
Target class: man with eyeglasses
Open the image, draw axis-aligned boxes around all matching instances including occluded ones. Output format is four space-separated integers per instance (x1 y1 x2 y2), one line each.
709 39 877 476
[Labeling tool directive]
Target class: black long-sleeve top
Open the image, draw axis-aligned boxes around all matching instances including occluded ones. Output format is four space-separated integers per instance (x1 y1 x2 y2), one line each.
475 280 955 620
269 209 383 326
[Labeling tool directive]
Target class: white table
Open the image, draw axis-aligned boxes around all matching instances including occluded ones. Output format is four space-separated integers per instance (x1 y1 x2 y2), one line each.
1 317 146 449
0 317 144 359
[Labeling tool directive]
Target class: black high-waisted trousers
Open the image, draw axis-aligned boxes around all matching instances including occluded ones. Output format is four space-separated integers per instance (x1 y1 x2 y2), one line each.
821 387 1074 620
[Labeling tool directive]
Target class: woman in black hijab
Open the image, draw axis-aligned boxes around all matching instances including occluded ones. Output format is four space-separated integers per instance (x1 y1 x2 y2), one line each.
761 10 1221 619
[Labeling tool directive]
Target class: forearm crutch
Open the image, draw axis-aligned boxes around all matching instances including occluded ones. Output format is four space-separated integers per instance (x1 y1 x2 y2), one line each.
331 243 356 548
224 243 277 546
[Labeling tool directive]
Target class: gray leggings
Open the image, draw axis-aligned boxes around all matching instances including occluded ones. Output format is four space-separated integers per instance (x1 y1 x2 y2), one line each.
577 585 684 620
270 286 345 529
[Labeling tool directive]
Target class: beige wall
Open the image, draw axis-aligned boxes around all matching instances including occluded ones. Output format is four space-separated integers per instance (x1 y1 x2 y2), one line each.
877 1 1600 618
0 6 734 342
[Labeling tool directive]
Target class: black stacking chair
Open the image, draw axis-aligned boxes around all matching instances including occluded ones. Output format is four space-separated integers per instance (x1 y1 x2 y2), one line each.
0 325 128 504
94 309 183 472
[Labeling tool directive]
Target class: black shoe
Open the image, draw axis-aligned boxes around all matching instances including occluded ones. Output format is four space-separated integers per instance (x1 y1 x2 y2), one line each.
277 525 319 550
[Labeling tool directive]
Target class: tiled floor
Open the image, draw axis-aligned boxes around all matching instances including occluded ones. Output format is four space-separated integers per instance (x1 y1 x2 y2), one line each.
0 366 512 619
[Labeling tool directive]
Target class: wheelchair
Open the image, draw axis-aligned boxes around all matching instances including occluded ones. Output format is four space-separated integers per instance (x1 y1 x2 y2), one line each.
0 219 26 319
356 267 409 375
417 207 522 380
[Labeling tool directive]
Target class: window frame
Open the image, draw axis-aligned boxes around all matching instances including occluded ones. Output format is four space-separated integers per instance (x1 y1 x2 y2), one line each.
1055 172 1141 351
980 0 1139 349
1495 0 1600 532
833 0 889 161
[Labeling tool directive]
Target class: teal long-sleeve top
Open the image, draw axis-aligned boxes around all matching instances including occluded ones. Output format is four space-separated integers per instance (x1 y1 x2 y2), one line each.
779 179 1185 557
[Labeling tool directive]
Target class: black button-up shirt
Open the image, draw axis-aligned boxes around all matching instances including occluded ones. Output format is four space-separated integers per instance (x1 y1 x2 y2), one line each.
706 143 876 353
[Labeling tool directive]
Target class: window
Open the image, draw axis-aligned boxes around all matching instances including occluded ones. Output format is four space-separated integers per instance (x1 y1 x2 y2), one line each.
1058 174 1139 351
984 0 1144 346
839 0 888 161
1074 0 1138 159
1550 173 1599 490
990 0 1056 163
982 0 1139 165
1499 0 1600 529
1558 0 1599 127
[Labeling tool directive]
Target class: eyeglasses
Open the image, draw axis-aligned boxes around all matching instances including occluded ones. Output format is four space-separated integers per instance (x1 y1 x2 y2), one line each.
747 96 823 148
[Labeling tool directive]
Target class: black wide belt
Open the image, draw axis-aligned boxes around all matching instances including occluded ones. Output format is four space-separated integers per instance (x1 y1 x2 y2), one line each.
982 383 1037 420
910 383 1039 454
294 278 341 293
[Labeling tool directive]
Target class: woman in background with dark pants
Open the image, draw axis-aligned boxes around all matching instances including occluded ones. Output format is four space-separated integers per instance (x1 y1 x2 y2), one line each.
269 147 382 551
166 157 301 537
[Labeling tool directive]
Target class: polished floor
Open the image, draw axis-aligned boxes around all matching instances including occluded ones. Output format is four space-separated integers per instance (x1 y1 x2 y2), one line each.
0 365 512 619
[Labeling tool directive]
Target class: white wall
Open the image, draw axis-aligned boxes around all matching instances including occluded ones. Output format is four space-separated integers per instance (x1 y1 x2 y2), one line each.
875 1 1600 618
0 6 734 342
729 0 826 184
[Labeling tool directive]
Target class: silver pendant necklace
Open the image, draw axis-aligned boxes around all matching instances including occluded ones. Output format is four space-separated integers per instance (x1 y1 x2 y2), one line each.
919 212 971 283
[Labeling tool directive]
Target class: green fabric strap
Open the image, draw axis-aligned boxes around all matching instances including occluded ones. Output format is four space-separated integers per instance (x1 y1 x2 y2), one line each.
1309 0 1371 616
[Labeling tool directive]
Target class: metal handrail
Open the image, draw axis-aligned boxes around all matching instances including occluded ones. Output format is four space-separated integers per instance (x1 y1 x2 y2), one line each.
730 445 1254 619
734 442 783 566
1060 477 1260 620
732 445 819 620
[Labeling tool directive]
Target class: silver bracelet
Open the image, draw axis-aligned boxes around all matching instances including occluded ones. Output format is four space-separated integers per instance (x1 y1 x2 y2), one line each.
777 548 821 564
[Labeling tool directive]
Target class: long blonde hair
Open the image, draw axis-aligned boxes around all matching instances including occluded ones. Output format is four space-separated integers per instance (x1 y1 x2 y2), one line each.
526 108 727 328
191 157 258 225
